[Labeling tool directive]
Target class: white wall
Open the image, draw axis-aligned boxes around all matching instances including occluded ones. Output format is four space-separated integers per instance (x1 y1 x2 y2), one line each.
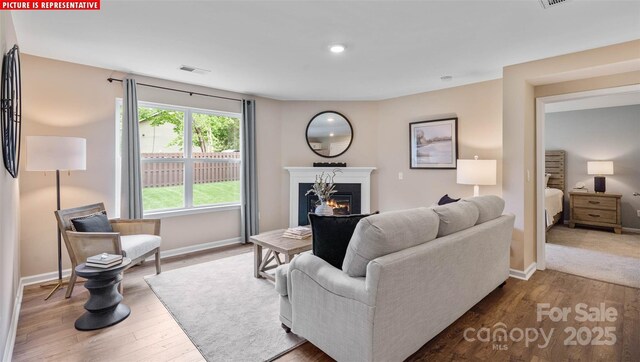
376 80 503 211
0 11 20 360
546 105 640 228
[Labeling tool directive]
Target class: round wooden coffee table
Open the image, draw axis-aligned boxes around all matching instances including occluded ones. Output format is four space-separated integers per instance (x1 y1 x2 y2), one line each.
74 257 131 331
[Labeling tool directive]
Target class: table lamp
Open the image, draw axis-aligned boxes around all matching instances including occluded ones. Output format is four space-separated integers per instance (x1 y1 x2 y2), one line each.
456 155 497 197
587 161 613 193
26 136 86 300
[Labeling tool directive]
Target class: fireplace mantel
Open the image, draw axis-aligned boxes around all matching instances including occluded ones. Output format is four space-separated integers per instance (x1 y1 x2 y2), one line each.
285 167 376 227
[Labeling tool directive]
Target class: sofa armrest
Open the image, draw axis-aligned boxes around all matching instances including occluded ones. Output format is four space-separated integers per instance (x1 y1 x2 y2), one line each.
288 253 373 306
275 265 288 296
110 219 160 236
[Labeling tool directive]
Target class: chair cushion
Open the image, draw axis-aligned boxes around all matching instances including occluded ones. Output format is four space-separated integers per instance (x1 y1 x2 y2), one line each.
70 211 113 232
342 207 439 277
120 234 161 261
309 212 378 269
432 201 480 237
465 195 505 224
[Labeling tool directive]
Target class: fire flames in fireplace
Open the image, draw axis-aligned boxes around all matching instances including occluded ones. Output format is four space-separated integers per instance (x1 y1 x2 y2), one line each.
327 198 351 215
298 182 361 225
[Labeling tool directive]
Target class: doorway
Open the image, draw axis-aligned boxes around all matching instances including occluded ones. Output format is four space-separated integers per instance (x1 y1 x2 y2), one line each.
535 84 640 287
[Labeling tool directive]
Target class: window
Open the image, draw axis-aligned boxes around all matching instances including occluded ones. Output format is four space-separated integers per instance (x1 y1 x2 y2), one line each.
119 100 241 215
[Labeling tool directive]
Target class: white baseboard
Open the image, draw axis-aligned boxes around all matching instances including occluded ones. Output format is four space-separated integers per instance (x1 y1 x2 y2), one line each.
21 269 73 287
509 262 537 281
3 279 23 362
146 237 242 261
22 237 243 286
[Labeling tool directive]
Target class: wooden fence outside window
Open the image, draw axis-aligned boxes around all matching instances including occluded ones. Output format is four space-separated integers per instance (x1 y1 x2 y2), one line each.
141 152 241 188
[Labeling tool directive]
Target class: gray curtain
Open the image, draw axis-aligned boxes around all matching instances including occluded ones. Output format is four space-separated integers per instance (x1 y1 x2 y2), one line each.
121 78 144 219
241 99 259 243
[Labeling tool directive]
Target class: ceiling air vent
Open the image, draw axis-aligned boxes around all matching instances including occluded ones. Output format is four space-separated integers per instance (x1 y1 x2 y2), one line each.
539 0 571 9
179 65 210 75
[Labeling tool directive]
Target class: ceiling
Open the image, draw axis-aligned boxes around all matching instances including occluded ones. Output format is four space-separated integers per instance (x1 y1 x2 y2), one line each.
12 1 640 101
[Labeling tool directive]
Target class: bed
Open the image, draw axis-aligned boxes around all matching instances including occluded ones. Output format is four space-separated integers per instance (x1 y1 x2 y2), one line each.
545 150 565 231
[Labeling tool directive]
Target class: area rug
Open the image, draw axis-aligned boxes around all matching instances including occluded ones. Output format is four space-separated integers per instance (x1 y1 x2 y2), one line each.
145 252 305 361
545 243 640 288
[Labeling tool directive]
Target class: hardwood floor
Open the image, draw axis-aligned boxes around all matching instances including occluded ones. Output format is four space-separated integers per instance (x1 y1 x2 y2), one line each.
13 244 639 361
13 244 251 362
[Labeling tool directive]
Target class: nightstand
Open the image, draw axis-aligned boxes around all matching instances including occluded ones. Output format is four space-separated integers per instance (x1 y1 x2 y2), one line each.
569 192 622 234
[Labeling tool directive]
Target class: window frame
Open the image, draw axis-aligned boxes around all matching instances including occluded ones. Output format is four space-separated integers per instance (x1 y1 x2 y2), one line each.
117 99 242 218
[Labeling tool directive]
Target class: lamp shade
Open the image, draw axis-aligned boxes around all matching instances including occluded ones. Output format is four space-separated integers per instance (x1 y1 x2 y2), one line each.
587 161 613 175
457 158 497 185
26 136 86 171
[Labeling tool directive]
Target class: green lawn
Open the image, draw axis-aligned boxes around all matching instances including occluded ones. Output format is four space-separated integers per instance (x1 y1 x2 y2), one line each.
143 180 240 211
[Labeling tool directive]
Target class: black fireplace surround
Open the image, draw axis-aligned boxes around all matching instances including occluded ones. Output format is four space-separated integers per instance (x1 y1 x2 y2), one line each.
298 183 362 226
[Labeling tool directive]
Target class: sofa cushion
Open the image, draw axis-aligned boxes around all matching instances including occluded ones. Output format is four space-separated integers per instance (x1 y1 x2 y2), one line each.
465 195 505 224
309 212 378 269
70 211 113 232
120 234 161 260
432 201 479 237
342 207 439 277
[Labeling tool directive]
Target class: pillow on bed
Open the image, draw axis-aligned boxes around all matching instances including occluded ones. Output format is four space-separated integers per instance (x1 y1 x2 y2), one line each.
545 174 551 187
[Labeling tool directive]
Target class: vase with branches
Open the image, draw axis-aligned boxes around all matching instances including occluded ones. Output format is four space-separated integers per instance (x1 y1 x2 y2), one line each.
305 169 341 216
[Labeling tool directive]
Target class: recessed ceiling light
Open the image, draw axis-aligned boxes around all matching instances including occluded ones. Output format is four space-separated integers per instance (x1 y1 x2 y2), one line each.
329 44 345 53
440 75 453 82
329 133 335 137
327 118 334 122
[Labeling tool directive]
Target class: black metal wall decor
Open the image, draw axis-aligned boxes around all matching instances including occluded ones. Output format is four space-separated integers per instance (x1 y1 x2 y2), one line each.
1 45 21 178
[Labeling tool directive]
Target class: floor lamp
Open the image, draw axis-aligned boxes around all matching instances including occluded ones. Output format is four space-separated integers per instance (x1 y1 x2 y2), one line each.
26 136 86 300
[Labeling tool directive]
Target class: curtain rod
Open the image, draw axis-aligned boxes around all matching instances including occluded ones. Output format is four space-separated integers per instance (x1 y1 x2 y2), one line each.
107 77 243 103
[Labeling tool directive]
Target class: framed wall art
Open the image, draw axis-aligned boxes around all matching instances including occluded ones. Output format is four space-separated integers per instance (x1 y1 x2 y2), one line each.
409 117 457 169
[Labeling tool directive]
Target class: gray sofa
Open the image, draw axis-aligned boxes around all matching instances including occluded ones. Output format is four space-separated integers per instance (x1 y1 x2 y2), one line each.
275 195 515 362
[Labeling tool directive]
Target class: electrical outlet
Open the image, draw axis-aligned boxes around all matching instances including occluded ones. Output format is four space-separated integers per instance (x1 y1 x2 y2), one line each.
398 172 403 180
637 210 640 218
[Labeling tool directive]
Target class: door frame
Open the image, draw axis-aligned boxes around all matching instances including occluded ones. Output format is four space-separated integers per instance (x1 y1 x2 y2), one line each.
535 84 640 270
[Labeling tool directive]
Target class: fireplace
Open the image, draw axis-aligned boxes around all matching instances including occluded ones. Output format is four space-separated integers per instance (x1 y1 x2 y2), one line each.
298 183 362 225
285 167 375 227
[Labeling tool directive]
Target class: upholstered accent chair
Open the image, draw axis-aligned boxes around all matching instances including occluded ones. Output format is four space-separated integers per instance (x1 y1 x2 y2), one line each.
55 202 161 298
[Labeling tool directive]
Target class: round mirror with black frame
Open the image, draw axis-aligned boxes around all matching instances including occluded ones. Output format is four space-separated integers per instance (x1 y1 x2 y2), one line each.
1 44 21 178
305 111 353 158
